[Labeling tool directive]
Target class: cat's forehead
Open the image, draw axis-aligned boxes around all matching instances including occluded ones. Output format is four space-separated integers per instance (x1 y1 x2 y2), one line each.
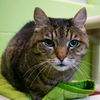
49 18 72 27
49 18 81 39
45 23 87 44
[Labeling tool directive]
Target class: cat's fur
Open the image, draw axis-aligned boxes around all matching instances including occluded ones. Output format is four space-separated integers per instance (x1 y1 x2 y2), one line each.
1 7 88 100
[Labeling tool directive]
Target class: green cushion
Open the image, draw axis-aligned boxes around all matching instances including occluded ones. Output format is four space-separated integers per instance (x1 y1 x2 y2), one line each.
0 74 95 100
43 80 95 100
0 75 31 100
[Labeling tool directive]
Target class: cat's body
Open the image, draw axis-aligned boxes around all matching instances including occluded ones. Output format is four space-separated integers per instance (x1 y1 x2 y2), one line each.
1 8 88 100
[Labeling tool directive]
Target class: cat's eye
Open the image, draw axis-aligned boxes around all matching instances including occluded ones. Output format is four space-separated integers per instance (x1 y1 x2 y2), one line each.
43 39 55 47
69 40 79 48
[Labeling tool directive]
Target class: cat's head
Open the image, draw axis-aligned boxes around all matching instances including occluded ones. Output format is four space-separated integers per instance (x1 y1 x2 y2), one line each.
31 7 88 71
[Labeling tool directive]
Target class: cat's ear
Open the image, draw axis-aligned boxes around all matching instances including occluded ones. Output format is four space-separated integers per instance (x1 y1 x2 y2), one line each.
72 8 87 28
34 7 50 27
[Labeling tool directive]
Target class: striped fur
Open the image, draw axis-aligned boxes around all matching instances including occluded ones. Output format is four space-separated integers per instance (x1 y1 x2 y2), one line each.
1 8 88 100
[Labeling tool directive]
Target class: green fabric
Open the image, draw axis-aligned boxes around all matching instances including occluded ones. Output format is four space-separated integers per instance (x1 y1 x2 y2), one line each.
0 75 31 100
43 80 95 100
0 74 95 100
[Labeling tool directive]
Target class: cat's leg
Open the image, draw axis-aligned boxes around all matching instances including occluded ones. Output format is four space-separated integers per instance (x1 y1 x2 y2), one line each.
31 95 42 100
29 91 43 100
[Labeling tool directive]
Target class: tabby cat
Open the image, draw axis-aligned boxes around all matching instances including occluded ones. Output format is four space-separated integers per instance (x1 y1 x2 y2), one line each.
1 7 88 100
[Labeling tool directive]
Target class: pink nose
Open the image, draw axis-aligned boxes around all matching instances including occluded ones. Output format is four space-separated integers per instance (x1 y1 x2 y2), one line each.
57 53 66 61
56 47 67 61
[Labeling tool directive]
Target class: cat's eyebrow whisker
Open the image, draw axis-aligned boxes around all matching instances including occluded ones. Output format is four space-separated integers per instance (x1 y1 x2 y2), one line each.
30 64 48 87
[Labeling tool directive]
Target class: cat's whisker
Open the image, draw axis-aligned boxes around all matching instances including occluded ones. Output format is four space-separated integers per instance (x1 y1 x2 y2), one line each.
47 59 55 63
75 66 87 79
69 66 79 81
74 71 80 80
82 61 95 72
30 64 48 87
25 62 48 82
23 63 43 78
87 50 96 53
80 62 91 72
88 47 96 51
62 71 65 81
71 67 79 80
25 66 39 82
79 64 90 79
82 61 94 66
23 61 48 78
24 60 52 82
46 64 52 77
79 65 89 79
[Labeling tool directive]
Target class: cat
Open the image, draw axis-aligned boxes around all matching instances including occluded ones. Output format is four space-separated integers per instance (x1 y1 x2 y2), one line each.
1 7 88 100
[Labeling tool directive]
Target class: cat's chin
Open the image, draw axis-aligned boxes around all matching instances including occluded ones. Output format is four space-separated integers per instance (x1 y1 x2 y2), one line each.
53 65 70 71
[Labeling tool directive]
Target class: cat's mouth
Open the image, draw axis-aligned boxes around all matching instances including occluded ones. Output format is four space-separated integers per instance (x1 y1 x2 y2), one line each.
53 63 70 71
57 64 65 67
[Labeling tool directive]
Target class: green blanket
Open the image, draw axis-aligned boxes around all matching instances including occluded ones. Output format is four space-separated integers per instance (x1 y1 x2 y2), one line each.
0 74 95 100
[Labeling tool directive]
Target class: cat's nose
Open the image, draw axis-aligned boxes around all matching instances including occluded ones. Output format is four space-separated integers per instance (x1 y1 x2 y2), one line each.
57 56 65 62
60 59 64 63
56 47 67 62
